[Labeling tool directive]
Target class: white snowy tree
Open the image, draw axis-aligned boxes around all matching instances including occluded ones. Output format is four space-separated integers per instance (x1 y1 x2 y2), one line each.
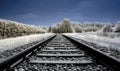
50 18 74 33
60 18 74 33
72 24 82 32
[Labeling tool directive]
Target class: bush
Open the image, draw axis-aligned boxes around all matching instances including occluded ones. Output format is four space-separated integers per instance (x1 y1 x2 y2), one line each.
49 18 108 33
101 25 112 32
114 21 120 32
0 19 47 39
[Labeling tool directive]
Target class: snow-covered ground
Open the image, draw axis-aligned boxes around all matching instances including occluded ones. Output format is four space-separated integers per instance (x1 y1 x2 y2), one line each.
64 32 120 50
0 33 54 53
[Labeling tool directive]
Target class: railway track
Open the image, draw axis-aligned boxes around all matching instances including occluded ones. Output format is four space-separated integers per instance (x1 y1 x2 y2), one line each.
0 34 120 71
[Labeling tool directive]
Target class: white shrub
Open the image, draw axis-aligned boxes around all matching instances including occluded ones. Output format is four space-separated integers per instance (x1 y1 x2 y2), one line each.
72 24 82 32
114 21 120 32
0 19 47 39
101 25 112 32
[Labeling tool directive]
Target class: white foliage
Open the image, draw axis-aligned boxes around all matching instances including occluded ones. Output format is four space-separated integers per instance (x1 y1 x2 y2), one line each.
0 19 47 38
114 21 120 32
50 18 74 33
72 24 82 32
101 25 112 32
48 18 113 33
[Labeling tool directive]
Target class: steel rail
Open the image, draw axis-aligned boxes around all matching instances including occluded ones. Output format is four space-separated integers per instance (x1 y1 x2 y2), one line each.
63 34 120 71
0 34 56 71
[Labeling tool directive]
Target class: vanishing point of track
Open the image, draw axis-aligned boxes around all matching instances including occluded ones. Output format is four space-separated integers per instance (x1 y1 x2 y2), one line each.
0 34 120 71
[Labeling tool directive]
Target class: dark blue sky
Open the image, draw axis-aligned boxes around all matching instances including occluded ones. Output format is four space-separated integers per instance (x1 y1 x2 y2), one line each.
0 0 120 26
